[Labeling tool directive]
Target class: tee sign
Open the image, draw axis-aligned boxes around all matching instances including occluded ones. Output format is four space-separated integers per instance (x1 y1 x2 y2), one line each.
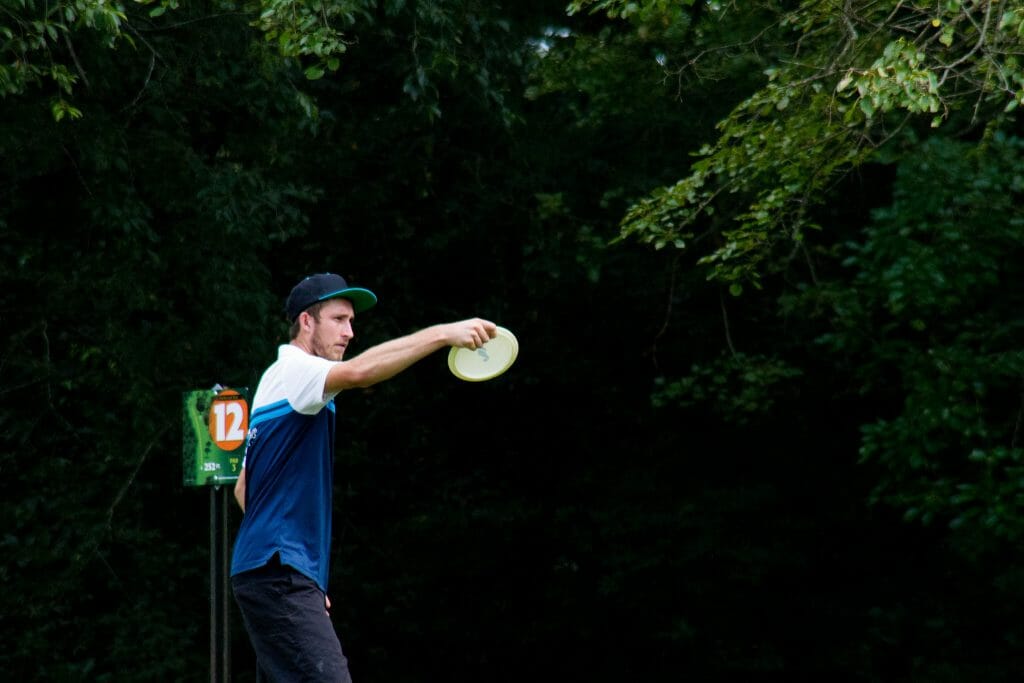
182 386 248 486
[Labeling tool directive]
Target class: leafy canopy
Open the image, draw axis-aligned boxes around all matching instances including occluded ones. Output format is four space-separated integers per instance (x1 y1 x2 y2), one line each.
571 0 1024 290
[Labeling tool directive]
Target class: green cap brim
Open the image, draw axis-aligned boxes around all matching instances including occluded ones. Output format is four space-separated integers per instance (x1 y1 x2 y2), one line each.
317 287 378 313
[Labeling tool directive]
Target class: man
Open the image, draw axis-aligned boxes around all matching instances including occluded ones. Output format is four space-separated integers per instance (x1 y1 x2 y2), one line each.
231 272 496 682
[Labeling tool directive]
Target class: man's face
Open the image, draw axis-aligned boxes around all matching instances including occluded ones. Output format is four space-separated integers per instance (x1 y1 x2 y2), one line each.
307 298 355 361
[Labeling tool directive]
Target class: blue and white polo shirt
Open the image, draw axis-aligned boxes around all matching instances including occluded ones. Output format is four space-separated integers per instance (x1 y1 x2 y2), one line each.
230 344 340 592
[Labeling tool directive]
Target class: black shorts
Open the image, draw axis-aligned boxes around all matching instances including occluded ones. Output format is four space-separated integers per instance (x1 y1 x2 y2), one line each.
232 555 352 683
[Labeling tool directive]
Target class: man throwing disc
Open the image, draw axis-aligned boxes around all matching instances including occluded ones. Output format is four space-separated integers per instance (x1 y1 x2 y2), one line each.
230 272 496 682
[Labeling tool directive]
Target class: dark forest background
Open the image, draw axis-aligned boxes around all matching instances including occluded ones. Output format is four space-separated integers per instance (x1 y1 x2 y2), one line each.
3 1 1024 681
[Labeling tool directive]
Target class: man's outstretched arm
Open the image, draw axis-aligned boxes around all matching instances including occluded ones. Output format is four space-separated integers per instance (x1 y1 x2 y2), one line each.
325 318 496 392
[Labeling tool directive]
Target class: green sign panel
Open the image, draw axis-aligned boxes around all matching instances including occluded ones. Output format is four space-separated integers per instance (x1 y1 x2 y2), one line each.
182 386 249 487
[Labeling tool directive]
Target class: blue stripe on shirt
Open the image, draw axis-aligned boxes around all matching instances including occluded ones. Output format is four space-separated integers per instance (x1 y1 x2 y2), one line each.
250 399 292 427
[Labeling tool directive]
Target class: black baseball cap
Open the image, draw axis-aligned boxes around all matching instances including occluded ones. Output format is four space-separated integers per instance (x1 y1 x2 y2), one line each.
285 273 378 321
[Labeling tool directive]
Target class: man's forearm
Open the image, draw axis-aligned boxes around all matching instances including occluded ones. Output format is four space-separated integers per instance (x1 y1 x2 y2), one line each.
326 325 449 392
234 469 246 512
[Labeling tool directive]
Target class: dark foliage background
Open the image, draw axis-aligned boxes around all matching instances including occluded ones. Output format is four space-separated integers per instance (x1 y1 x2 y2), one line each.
2 2 1023 681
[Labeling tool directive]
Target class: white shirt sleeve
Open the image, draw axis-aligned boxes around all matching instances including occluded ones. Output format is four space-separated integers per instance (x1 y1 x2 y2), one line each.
249 345 342 421
283 349 339 414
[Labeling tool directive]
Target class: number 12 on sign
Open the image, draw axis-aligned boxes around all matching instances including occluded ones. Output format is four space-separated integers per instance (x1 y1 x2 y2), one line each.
210 393 248 450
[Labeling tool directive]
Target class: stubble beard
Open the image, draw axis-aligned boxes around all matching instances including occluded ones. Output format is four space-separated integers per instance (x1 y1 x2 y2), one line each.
310 329 344 362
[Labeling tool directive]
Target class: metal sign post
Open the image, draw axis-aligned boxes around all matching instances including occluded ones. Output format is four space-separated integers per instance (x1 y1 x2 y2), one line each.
210 484 231 683
183 385 249 683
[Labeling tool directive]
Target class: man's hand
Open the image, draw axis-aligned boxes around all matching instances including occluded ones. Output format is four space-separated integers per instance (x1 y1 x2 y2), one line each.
443 318 497 350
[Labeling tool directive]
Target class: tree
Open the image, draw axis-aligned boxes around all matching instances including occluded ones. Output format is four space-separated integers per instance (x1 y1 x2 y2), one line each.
0 2 320 678
6 0 1024 680
569 0 1024 288
0 0 130 119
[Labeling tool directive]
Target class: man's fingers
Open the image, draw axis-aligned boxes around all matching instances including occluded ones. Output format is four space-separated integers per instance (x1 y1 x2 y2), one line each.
451 318 498 349
472 319 498 346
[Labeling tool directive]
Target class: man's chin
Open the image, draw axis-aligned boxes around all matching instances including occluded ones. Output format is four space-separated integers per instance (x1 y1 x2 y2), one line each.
312 345 344 362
